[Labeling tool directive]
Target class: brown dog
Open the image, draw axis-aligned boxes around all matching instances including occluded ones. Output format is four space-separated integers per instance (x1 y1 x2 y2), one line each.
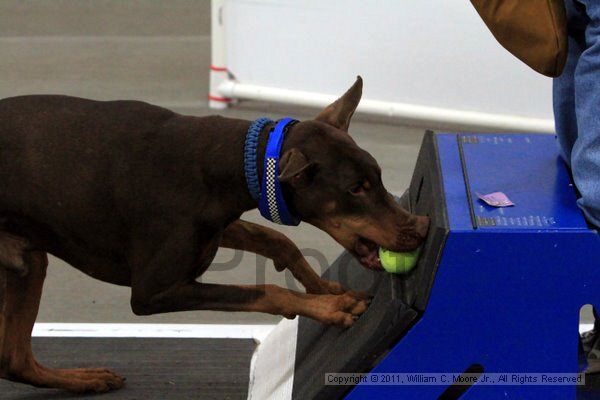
0 77 428 392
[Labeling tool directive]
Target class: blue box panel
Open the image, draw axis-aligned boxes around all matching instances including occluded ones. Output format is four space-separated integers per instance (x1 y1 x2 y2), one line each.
346 132 600 400
459 133 588 231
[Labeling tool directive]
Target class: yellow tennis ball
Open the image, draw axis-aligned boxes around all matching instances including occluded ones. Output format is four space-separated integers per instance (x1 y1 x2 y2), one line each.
379 246 422 274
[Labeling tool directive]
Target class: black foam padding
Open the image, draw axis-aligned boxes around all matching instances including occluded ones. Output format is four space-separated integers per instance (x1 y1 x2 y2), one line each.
398 130 449 311
291 131 449 400
292 252 418 400
0 337 255 400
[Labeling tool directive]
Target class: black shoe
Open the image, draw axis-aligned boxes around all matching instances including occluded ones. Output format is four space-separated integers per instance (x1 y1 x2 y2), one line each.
582 329 600 374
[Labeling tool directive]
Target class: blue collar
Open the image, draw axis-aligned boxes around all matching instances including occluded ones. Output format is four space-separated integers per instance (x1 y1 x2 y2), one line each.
244 117 300 226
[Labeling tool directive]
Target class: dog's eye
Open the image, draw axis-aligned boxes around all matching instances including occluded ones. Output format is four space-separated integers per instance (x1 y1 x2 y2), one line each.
349 180 370 195
349 184 363 195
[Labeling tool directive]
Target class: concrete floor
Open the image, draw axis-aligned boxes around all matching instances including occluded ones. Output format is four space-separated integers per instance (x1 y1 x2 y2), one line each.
0 1 593 326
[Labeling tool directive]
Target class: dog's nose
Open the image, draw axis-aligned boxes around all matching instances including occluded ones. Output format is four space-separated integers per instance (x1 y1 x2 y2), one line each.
414 215 430 239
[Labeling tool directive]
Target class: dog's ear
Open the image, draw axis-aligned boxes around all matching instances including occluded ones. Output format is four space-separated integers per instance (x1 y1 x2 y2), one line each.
315 76 362 132
279 148 314 186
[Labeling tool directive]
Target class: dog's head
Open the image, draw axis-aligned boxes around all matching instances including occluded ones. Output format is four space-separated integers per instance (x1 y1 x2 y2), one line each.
279 76 429 270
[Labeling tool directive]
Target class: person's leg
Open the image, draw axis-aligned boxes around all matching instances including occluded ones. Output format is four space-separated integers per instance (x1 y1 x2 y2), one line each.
553 0 587 166
569 0 600 373
571 0 600 228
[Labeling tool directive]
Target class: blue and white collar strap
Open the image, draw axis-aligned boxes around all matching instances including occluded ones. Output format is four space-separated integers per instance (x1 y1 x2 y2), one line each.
244 117 301 226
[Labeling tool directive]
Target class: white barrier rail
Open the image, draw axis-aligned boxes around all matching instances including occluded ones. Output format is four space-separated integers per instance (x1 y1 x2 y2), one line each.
32 322 594 339
32 323 275 342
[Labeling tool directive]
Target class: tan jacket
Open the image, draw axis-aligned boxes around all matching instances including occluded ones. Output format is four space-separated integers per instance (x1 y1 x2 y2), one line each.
471 0 567 77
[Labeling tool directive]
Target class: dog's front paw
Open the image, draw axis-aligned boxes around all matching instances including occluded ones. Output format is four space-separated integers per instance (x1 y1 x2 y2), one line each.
310 293 371 328
314 279 346 295
309 279 371 301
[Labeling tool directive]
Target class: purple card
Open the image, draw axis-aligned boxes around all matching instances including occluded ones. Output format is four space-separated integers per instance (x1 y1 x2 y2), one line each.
476 191 515 207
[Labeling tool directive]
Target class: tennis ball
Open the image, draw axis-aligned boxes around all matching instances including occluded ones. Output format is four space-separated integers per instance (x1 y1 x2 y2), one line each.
379 246 422 274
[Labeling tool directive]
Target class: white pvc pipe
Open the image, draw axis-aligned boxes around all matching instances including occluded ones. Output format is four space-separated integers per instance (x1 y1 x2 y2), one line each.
219 80 555 133
209 0 230 109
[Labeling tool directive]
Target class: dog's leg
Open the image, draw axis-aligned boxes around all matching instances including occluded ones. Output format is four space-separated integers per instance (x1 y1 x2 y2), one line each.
130 222 369 327
220 220 347 295
133 282 368 327
0 249 125 392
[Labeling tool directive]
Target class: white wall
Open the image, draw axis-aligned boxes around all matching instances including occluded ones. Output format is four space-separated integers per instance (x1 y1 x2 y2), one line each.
222 0 554 131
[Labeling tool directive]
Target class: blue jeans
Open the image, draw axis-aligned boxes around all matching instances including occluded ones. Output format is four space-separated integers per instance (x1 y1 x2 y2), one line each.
554 0 600 227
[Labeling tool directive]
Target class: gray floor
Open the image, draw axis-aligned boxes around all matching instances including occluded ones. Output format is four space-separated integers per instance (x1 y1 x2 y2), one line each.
0 1 593 327
1 337 254 400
